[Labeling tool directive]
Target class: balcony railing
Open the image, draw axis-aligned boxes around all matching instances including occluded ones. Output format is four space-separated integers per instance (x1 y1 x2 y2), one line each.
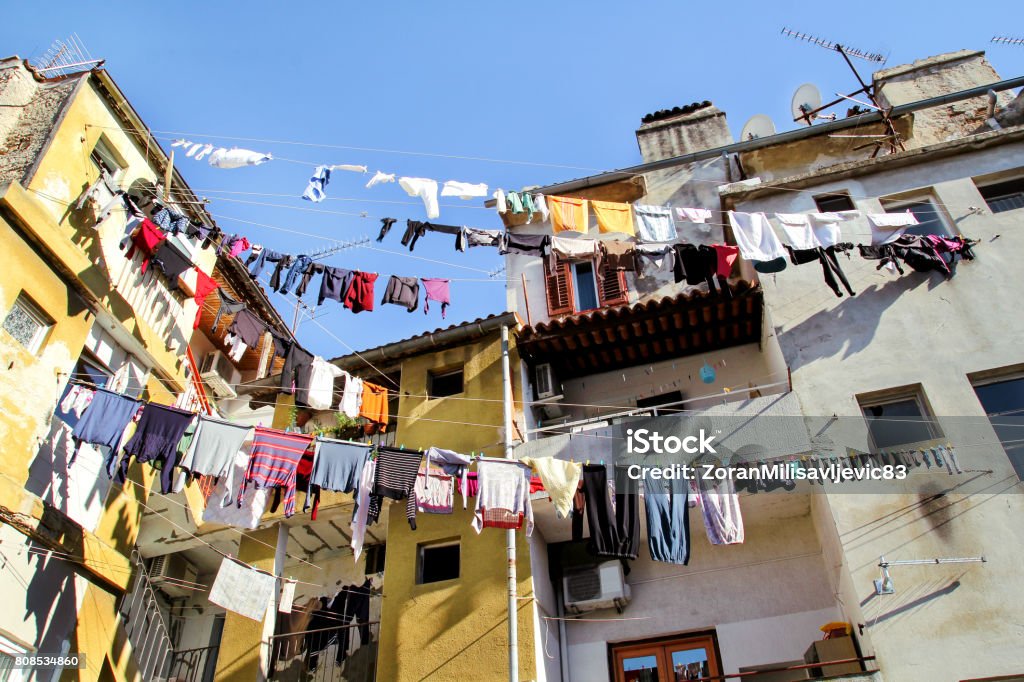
529 379 791 438
267 621 379 682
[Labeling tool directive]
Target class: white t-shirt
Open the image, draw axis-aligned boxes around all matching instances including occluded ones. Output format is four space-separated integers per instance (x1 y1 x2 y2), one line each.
307 357 344 411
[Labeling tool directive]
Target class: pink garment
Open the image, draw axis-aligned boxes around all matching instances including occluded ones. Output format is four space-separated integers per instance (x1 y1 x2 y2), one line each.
228 236 251 259
456 472 479 497
421 278 451 318
924 235 967 253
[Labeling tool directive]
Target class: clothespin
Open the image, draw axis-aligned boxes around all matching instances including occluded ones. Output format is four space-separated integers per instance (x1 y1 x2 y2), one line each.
600 460 605 466
400 444 405 450
586 459 590 466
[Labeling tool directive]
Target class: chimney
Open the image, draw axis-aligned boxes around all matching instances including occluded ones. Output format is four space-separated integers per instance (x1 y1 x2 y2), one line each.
635 101 734 163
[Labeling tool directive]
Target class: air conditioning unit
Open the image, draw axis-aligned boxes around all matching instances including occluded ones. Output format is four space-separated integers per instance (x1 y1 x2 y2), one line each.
200 350 241 398
563 561 631 614
149 554 199 599
534 363 558 400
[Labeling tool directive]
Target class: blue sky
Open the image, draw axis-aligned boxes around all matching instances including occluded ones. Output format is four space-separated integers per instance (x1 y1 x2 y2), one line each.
5 2 1022 358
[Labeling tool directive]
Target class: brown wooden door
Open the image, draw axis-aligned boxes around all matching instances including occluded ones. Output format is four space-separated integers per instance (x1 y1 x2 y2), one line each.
612 635 720 682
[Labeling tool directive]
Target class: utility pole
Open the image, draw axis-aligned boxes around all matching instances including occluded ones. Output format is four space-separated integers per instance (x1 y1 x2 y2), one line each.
500 324 519 682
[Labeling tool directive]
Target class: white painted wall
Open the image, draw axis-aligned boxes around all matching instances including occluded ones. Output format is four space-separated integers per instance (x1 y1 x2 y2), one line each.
548 341 787 425
529 530 561 682
563 497 838 681
732 139 1024 681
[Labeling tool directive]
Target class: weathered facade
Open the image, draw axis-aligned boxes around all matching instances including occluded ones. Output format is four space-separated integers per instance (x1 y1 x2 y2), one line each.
0 55 289 680
491 49 1024 682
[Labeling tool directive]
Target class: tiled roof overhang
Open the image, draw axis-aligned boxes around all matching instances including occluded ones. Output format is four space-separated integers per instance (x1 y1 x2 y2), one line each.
518 281 763 379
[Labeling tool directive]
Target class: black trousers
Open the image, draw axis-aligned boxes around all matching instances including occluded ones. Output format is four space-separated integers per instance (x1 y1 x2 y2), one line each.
572 465 640 560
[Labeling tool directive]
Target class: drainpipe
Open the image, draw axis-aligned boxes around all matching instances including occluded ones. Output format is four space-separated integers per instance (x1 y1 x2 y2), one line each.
501 325 519 682
556 582 570 682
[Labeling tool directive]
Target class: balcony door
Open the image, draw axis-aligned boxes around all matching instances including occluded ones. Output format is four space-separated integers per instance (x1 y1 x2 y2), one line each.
612 633 720 682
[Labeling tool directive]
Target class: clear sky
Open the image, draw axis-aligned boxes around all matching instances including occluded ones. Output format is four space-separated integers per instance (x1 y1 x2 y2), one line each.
4 2 1022 359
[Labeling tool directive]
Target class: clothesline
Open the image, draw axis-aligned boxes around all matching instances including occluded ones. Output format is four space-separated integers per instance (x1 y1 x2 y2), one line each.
83 122 995 227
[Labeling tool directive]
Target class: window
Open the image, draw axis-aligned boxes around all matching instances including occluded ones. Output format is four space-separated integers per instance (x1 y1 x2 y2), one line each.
428 367 464 399
977 176 1024 214
858 387 941 450
2 293 53 354
814 192 855 212
0 633 30 682
90 135 127 181
882 197 950 237
544 256 628 317
572 261 600 312
417 540 460 584
636 391 684 414
365 544 387 575
610 633 720 682
72 351 112 389
971 372 1024 479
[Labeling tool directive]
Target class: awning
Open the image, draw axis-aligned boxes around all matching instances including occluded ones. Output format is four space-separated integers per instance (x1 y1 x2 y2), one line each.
517 281 762 379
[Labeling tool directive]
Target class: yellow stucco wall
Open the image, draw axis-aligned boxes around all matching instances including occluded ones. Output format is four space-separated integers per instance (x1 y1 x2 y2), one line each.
213 526 280 682
0 68 219 681
377 332 538 681
0 214 93 518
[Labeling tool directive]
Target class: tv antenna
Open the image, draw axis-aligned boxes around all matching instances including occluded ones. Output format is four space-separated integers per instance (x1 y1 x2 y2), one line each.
740 114 777 140
781 27 904 157
991 36 1024 46
31 35 104 77
290 236 371 332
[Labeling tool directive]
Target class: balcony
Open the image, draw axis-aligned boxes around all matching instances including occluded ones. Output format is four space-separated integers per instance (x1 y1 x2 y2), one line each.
517 281 763 381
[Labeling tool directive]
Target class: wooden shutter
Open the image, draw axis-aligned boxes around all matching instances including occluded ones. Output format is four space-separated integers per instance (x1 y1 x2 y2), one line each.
544 255 574 317
598 260 629 307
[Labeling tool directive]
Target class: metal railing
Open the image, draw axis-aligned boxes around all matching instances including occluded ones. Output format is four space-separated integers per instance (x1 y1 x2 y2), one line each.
118 550 174 680
687 656 878 681
529 380 791 437
166 645 220 682
267 621 379 681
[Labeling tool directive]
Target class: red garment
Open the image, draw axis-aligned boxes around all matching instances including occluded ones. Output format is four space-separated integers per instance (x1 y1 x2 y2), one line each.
344 272 378 313
125 219 166 273
457 471 479 497
530 475 545 494
712 244 740 278
192 271 219 329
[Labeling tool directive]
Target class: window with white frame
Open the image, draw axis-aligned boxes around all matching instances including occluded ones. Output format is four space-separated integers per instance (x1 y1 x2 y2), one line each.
881 196 951 237
858 385 942 450
970 368 1024 480
90 135 127 182
0 632 31 681
2 293 53 355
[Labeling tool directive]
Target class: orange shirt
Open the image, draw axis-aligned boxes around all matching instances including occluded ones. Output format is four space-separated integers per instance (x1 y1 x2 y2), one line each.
359 382 389 425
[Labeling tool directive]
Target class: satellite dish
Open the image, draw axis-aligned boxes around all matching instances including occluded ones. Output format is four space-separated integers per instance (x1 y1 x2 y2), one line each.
740 114 776 141
792 83 823 125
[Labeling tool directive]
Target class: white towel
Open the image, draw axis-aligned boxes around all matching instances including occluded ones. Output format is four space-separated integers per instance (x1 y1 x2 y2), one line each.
675 207 712 224
365 170 395 188
331 164 367 173
774 213 819 250
399 177 440 219
727 211 786 262
208 148 273 169
441 180 488 200
868 211 918 245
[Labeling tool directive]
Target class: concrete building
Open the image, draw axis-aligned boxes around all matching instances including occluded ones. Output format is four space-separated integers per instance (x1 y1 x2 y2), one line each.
0 55 289 680
490 49 1024 682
